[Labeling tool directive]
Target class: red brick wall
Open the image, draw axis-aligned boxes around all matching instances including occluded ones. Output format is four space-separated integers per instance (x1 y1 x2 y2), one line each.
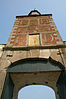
7 15 62 47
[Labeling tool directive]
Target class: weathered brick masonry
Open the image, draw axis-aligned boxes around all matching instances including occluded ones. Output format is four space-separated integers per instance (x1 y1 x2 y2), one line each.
7 11 62 46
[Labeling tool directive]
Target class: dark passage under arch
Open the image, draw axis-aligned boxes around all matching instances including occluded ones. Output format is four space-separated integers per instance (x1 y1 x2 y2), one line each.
1 58 66 99
8 58 64 72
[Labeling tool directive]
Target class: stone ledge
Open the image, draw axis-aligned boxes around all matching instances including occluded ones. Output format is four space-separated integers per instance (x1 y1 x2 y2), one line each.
3 44 66 51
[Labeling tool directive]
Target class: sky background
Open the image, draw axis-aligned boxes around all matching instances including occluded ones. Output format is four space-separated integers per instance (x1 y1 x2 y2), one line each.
18 85 56 99
0 0 66 44
0 0 66 99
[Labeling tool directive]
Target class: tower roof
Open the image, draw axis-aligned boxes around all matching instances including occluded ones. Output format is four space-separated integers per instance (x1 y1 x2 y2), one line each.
28 10 41 16
16 10 52 18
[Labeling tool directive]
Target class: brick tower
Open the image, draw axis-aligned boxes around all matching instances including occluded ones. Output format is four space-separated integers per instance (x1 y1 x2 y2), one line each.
0 10 66 99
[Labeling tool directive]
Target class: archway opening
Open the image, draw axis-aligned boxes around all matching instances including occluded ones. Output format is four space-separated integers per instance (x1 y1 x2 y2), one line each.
18 85 56 99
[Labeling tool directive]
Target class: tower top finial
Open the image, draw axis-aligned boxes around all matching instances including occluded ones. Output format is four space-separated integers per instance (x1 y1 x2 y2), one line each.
34 8 36 10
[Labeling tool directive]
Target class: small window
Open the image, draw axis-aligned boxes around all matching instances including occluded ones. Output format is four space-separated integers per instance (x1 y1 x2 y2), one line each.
29 33 40 46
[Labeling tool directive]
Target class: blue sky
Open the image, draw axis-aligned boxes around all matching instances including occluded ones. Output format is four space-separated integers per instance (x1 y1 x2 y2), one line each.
0 0 66 98
0 0 66 44
18 85 56 99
